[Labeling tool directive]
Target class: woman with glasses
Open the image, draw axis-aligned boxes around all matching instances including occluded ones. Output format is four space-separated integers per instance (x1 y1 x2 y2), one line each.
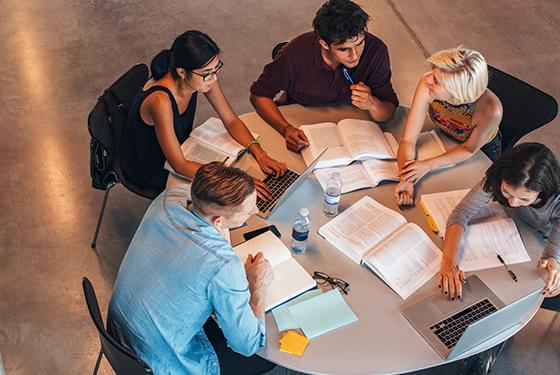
122 30 286 197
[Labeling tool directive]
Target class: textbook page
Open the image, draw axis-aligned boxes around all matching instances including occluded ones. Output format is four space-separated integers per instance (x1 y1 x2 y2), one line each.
420 189 507 238
385 130 447 162
361 159 399 186
234 231 316 311
191 117 257 158
458 218 531 272
301 122 352 168
319 196 407 264
314 163 373 194
338 119 394 160
363 223 442 299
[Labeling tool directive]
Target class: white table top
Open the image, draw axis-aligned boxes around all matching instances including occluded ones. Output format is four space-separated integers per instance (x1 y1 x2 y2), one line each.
172 104 546 374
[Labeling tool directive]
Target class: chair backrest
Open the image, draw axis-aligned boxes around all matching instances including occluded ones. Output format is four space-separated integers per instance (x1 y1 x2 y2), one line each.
82 277 153 375
271 41 289 60
487 65 558 150
87 64 159 199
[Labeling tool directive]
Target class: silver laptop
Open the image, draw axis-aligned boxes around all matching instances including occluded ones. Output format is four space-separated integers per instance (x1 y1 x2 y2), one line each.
256 148 327 219
402 275 541 359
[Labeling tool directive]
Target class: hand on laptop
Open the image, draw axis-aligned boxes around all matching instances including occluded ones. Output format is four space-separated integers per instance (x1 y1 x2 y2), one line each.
253 178 273 201
538 257 560 296
438 262 466 300
254 152 287 178
283 125 309 152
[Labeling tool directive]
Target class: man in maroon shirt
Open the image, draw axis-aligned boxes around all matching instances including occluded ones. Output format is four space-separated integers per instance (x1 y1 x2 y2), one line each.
250 0 399 152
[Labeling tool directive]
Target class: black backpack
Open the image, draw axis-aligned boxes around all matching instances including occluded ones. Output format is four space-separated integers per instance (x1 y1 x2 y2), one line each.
87 64 149 190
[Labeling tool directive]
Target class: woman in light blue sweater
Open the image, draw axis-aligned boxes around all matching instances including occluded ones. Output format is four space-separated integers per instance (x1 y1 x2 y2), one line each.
439 142 560 309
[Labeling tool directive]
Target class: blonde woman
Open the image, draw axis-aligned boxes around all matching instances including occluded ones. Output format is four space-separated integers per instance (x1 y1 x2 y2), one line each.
395 47 503 205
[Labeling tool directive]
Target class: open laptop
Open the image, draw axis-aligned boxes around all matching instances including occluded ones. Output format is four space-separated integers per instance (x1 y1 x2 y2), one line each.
402 275 541 359
256 148 327 219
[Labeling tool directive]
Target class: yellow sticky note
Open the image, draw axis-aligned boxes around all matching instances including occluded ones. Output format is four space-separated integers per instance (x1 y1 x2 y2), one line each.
279 330 310 357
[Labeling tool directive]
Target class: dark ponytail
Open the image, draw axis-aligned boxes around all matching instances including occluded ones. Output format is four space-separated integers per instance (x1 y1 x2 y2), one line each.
149 30 220 80
150 49 171 80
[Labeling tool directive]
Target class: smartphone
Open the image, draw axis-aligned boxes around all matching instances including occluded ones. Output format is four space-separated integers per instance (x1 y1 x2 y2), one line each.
243 225 281 241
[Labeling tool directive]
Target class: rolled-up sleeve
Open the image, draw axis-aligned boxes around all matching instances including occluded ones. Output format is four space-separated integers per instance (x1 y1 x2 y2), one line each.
207 259 266 356
543 220 560 261
447 180 493 229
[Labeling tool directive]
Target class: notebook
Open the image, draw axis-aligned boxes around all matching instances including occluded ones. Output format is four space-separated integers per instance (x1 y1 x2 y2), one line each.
233 231 316 311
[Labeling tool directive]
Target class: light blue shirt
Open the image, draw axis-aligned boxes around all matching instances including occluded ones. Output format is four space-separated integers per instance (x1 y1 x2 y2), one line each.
107 185 266 375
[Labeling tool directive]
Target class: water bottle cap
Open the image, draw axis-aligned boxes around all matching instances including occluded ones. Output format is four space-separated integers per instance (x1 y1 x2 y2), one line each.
299 208 309 217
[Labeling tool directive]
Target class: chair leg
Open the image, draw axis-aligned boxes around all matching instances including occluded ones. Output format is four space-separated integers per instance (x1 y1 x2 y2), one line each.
93 348 103 375
91 183 115 249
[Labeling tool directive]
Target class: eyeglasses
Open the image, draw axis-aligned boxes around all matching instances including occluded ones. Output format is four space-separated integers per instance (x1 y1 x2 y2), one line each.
191 61 224 82
312 271 350 294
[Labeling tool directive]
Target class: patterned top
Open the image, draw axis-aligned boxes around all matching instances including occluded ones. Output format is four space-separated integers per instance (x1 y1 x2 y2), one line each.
428 99 476 142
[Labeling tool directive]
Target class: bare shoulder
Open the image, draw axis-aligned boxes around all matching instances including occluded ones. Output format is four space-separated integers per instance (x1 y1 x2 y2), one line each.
475 90 503 125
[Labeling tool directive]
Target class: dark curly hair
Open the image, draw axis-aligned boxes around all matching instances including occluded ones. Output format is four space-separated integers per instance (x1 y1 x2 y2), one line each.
483 143 560 208
312 0 370 45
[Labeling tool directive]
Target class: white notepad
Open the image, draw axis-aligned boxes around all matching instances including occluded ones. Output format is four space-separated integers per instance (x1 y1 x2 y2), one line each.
234 231 316 311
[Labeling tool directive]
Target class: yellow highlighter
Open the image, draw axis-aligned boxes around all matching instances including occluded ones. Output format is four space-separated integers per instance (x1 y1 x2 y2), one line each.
419 200 440 234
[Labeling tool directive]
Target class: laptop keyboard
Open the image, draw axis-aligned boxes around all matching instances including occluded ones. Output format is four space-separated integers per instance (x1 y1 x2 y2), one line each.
256 169 299 213
430 298 498 349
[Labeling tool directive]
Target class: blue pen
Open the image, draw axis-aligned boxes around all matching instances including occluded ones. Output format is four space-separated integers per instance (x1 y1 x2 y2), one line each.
342 67 354 84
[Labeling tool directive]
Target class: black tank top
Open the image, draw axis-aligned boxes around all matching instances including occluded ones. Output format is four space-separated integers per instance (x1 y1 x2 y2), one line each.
121 86 197 185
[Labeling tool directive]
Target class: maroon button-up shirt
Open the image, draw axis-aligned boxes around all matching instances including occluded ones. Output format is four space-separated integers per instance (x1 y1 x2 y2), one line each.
250 31 398 107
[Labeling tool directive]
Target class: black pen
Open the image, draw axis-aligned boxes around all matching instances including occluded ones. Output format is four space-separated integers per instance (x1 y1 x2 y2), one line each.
497 254 518 282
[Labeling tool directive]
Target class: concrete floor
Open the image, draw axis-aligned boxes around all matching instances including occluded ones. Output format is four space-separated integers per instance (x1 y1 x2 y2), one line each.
0 0 558 374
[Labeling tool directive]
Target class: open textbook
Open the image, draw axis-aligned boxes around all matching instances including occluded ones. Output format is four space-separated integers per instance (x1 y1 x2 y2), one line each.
234 231 316 311
301 119 447 169
164 117 258 177
313 130 447 193
419 189 530 271
419 189 508 238
319 196 442 299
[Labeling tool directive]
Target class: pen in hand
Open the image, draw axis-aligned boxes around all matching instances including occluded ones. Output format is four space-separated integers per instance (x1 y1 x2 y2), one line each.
497 254 518 282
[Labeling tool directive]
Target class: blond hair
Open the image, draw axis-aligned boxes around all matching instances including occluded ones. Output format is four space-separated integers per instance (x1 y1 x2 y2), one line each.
427 47 488 103
191 162 255 216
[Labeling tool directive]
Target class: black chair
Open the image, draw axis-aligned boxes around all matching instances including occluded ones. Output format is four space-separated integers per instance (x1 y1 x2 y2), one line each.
82 277 153 375
88 64 161 248
487 65 558 151
271 41 289 60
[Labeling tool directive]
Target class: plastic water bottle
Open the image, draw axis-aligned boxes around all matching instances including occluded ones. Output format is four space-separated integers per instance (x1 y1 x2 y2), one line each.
291 208 310 254
323 172 342 217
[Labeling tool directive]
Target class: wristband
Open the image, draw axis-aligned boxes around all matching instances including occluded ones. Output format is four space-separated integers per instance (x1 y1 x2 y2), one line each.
244 139 260 155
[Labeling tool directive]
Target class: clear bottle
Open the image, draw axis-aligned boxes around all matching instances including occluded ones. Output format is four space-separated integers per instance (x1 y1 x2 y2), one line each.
323 172 343 217
291 208 310 254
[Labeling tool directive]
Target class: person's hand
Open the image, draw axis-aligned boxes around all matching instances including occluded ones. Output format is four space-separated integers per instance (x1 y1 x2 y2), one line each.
245 252 273 292
538 257 560 296
438 260 466 300
253 178 273 202
254 152 287 179
395 180 414 206
398 160 432 183
283 125 309 152
350 82 375 111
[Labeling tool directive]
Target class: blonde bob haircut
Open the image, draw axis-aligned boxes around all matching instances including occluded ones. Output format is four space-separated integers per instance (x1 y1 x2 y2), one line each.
427 46 488 104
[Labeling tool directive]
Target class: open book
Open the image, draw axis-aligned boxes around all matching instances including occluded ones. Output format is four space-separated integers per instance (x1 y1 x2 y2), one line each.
301 119 446 169
313 130 446 193
319 196 442 299
419 189 508 238
419 189 530 271
234 231 316 311
164 117 258 177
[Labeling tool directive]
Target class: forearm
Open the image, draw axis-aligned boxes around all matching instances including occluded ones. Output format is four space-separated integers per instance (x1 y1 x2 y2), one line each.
424 144 476 171
248 285 266 321
250 94 292 136
543 223 560 261
368 98 396 122
397 141 417 170
171 159 202 179
442 224 465 267
225 117 268 159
